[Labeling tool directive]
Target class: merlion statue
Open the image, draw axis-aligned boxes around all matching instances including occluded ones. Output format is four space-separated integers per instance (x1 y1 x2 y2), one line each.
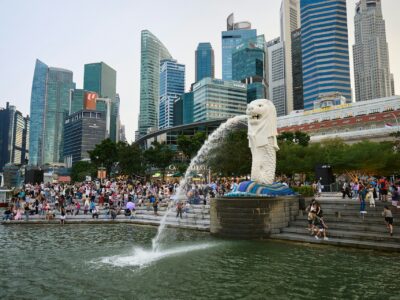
246 99 279 185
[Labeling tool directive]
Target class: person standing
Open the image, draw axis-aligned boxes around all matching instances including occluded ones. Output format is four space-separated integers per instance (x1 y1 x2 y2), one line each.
359 185 368 214
176 201 183 219
153 198 159 216
382 206 394 236
60 207 66 225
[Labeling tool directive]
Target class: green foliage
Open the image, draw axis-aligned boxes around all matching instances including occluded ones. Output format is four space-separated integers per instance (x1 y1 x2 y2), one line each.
206 129 251 177
177 131 206 159
71 161 97 182
144 141 175 180
117 142 145 177
292 186 315 197
88 139 118 174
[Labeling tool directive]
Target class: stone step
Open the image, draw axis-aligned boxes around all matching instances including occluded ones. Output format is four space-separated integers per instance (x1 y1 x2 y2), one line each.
281 227 399 243
132 214 210 226
296 214 394 225
302 209 400 218
289 220 390 233
270 232 400 252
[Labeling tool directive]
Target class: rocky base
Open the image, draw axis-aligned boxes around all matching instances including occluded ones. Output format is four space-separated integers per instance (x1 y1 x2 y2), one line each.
210 196 299 239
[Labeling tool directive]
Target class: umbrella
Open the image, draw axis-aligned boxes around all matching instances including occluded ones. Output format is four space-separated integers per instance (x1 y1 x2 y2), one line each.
126 201 135 210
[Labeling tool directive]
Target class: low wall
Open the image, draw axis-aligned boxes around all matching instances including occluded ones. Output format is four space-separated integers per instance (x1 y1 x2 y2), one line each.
210 196 299 239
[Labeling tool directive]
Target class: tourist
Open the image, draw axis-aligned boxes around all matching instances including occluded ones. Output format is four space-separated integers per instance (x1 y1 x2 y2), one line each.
2 207 12 221
366 184 375 208
176 201 183 219
379 177 388 202
352 181 360 200
382 206 394 236
92 206 99 219
24 202 30 221
342 181 352 199
60 207 66 225
391 184 399 208
359 185 368 214
75 202 81 215
153 198 159 216
314 210 328 241
110 207 117 220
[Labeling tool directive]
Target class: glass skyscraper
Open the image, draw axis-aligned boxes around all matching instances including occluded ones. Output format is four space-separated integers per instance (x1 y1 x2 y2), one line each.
300 0 352 110
222 13 257 81
182 92 194 125
195 43 214 82
159 59 185 129
291 29 304 110
232 35 267 102
84 62 119 141
29 59 75 166
138 30 172 136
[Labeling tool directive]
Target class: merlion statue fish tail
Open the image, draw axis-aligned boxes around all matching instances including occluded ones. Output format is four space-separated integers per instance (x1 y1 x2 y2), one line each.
246 99 279 185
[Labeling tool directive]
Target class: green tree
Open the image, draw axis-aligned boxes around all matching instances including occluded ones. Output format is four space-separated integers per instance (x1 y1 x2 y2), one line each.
88 138 118 174
206 129 251 177
177 131 207 160
71 161 97 182
144 141 175 180
117 142 145 177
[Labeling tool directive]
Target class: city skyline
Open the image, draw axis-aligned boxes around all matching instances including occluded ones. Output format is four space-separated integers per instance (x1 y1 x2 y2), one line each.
1 0 400 141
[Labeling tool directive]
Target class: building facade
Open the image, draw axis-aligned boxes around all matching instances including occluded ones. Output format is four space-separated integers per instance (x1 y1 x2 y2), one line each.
267 37 286 117
158 59 185 129
182 91 194 125
291 28 304 110
29 59 75 166
195 43 215 82
280 0 300 114
192 78 247 122
353 0 394 102
83 62 119 142
173 97 183 126
222 13 257 81
300 0 352 110
232 35 267 103
0 102 29 171
138 30 172 137
63 110 107 166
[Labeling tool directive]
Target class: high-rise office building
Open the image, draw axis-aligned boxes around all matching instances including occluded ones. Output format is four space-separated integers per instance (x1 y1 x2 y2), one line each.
29 59 75 166
300 0 352 109
158 59 185 129
84 62 119 141
280 0 300 114
232 35 267 103
182 92 194 125
0 102 29 171
173 97 183 126
195 43 215 82
353 0 394 102
222 13 257 81
63 110 107 167
192 78 247 122
138 30 172 136
291 29 303 110
267 37 286 117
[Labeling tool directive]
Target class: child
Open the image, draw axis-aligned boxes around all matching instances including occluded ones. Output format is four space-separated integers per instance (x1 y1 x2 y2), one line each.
382 206 394 236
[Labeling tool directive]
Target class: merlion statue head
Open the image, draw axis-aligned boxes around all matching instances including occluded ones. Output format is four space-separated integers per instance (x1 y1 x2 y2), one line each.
246 99 278 149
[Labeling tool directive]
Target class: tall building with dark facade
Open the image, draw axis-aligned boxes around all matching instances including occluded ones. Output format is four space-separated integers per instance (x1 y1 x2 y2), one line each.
353 0 394 102
182 92 194 125
158 59 185 129
138 30 172 137
29 59 75 166
63 110 107 166
84 62 119 141
173 97 183 126
291 28 303 110
300 0 352 109
222 13 257 80
195 43 215 82
232 35 267 102
0 102 29 171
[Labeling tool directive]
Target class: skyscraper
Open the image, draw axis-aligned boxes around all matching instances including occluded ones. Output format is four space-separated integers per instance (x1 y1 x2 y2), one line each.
0 102 29 171
195 43 215 82
158 59 185 129
29 59 75 166
182 91 194 125
280 0 300 114
192 78 247 122
138 30 172 136
292 29 304 110
84 62 119 141
353 0 394 102
300 0 352 109
222 13 257 81
232 35 267 102
267 37 286 116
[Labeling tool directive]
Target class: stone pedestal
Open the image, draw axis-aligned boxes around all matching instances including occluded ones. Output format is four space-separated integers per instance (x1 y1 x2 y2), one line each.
210 196 299 239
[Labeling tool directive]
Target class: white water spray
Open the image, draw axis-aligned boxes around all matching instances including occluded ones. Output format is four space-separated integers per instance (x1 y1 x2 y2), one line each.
151 115 248 251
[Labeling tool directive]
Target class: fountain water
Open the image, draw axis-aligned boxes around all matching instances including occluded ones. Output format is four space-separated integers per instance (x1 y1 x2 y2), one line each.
151 115 248 251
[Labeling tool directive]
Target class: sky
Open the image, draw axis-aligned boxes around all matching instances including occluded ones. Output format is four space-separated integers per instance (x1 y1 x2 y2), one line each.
1 0 400 142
